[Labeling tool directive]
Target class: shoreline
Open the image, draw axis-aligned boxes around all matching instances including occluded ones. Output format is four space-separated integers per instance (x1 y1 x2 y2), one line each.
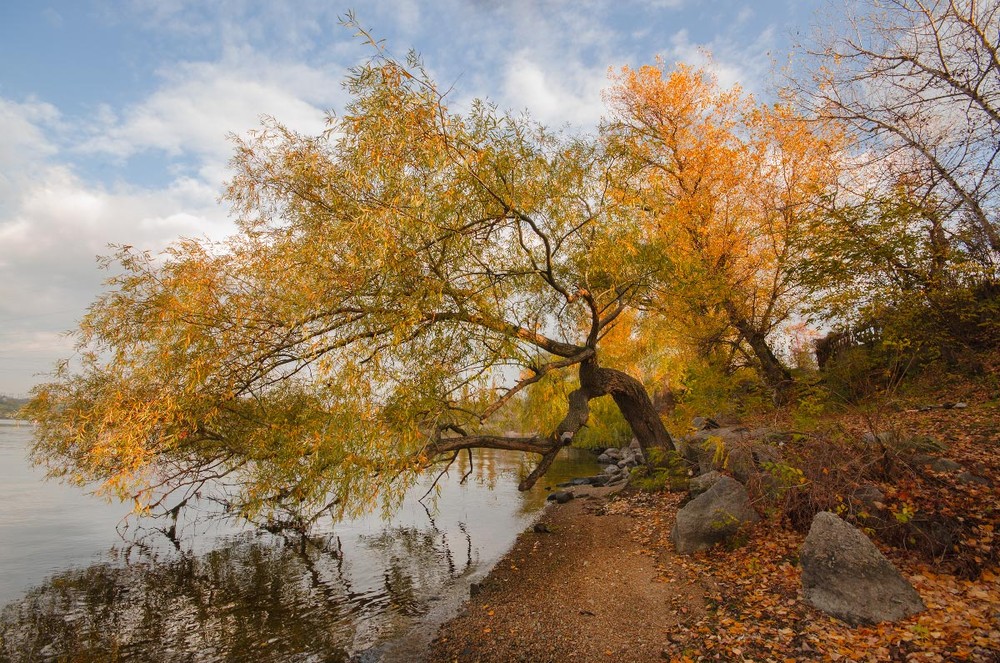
422 483 707 662
364 483 629 662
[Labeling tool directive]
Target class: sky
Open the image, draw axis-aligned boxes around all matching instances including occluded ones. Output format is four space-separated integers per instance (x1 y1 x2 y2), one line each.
0 0 825 397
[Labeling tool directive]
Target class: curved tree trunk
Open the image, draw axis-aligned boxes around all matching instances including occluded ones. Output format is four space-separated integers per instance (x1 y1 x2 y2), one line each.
579 358 676 462
729 316 793 402
427 357 675 491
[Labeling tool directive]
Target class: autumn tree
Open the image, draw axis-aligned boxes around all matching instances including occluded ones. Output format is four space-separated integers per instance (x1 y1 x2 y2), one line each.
789 0 1000 360
797 0 1000 257
25 36 677 529
604 63 844 396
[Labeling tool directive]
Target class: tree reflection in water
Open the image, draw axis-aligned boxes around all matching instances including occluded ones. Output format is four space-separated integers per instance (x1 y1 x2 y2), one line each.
2 535 353 661
0 524 472 662
0 447 599 661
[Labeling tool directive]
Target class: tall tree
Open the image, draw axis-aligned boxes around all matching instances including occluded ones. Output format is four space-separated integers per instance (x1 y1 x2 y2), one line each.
797 0 1000 256
604 63 843 395
25 39 675 528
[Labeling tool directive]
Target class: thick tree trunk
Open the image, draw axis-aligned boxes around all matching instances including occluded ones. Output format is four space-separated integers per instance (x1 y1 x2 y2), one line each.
427 357 675 490
728 312 793 401
745 327 792 390
579 358 676 462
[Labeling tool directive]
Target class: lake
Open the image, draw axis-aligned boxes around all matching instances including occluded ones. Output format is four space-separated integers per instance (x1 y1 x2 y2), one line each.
0 420 599 661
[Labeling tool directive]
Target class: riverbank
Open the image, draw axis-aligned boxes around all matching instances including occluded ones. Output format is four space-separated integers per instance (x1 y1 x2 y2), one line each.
426 484 709 662
425 372 1000 662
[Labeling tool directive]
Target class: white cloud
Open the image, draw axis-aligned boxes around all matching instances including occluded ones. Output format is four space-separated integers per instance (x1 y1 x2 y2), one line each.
0 22 351 395
0 99 61 202
0 100 233 394
501 52 609 128
662 25 776 93
79 56 341 166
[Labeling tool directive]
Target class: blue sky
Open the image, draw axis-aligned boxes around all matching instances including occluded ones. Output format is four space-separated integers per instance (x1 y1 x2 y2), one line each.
0 0 822 396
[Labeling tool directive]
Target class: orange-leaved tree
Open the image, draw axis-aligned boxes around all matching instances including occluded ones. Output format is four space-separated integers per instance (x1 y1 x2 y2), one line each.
603 62 844 397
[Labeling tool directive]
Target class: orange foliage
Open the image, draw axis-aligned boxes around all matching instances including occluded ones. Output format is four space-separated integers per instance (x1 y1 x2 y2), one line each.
604 62 844 379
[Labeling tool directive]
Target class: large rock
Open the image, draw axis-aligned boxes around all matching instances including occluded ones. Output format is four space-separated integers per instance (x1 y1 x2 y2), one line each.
679 427 775 477
672 476 760 554
800 512 925 625
688 470 724 497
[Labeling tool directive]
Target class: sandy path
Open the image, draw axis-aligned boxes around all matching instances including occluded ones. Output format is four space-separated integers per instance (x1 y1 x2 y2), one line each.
427 487 707 662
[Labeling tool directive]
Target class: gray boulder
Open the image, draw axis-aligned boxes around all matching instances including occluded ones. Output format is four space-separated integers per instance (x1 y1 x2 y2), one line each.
907 454 963 473
672 476 760 554
956 472 991 486
689 470 724 497
928 458 963 473
546 490 574 504
800 512 924 625
850 484 886 508
678 426 772 476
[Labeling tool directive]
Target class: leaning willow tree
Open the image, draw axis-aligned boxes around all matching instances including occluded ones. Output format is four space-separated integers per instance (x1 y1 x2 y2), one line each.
26 46 678 528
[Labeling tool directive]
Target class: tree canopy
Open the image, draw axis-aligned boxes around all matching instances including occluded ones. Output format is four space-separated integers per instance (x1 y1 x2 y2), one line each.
605 63 844 393
25 37 664 527
798 0 1000 256
789 0 1000 357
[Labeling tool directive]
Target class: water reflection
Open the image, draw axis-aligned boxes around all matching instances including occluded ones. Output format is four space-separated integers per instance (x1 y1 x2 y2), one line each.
1 536 354 662
0 422 599 661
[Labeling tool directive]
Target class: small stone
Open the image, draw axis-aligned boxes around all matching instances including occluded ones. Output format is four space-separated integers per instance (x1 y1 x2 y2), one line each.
928 458 963 472
957 472 991 486
851 484 885 507
546 490 574 504
533 523 552 533
691 416 719 430
954 402 968 409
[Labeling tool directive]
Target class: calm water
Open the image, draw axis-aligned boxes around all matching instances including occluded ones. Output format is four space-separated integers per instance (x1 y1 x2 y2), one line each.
0 420 599 661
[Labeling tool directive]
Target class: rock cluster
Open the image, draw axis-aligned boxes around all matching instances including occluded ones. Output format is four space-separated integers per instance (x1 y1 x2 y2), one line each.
585 442 645 485
667 416 927 625
595 442 644 470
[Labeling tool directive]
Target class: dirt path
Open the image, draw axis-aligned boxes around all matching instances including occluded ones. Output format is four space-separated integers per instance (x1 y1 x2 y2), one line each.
426 486 708 662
